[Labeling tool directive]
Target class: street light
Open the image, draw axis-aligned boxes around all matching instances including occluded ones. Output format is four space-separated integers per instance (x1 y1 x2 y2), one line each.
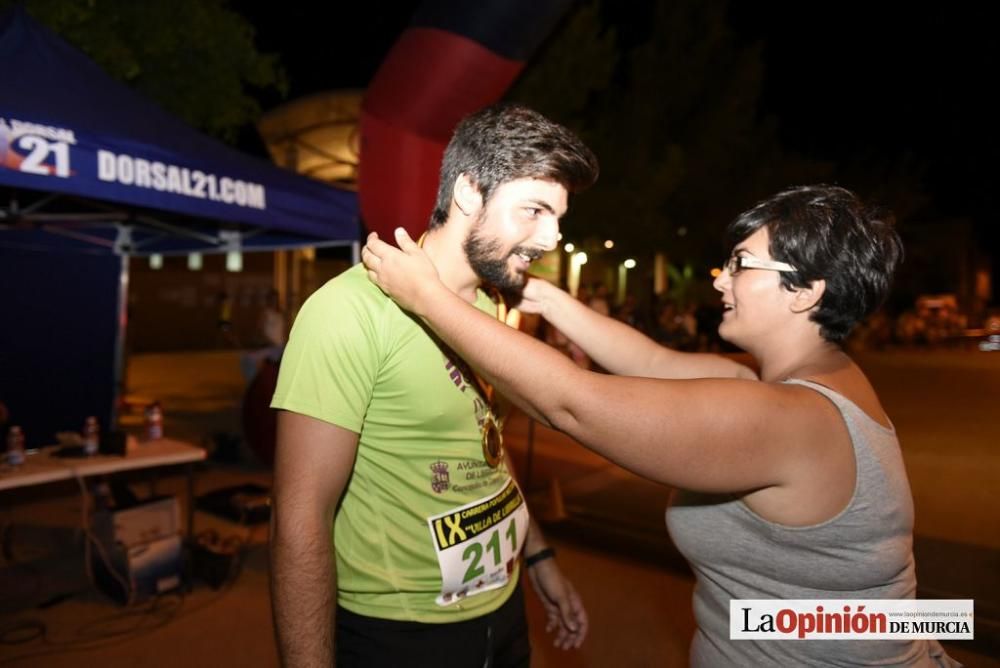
604 239 615 249
226 250 243 272
149 253 163 270
568 251 588 297
618 258 636 305
564 242 575 253
221 230 242 272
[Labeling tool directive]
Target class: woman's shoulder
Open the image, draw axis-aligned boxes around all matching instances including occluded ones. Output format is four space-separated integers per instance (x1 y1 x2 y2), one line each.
787 365 891 431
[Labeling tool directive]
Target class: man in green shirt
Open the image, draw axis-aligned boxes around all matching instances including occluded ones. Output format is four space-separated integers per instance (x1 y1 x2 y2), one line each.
270 104 599 667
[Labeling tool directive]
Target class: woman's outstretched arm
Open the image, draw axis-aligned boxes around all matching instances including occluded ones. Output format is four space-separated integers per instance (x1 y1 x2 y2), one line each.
363 229 832 494
520 277 755 380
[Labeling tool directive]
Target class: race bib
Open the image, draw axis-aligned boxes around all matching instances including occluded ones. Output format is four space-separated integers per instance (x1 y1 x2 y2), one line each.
427 479 529 606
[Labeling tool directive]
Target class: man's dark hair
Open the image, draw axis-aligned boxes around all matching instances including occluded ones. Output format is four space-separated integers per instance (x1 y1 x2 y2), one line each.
429 104 599 229
724 185 903 343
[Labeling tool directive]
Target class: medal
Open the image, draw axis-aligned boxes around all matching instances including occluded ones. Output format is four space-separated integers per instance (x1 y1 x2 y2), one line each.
481 413 503 468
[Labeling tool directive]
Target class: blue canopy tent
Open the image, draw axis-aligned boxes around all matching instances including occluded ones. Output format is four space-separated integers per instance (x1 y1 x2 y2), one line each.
0 8 360 446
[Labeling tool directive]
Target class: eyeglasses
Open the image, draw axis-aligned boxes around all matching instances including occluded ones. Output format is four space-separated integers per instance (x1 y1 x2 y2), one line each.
724 255 797 276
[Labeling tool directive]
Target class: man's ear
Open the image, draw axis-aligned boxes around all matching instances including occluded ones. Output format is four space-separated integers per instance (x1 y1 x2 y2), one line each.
453 174 483 217
790 278 826 314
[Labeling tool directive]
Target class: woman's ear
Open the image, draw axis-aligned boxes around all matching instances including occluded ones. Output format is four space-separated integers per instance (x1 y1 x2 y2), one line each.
453 174 483 217
790 279 826 314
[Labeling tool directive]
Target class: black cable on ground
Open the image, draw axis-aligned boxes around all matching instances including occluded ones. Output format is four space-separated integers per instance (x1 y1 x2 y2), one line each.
0 530 260 666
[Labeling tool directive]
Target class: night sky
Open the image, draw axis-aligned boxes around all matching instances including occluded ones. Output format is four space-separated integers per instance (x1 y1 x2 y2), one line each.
235 2 997 257
729 4 996 222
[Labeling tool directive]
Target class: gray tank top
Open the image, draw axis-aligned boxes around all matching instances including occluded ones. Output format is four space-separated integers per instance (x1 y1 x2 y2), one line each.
665 379 959 667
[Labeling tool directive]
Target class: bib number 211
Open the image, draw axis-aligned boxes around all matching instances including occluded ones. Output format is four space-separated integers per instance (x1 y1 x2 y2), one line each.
463 518 518 583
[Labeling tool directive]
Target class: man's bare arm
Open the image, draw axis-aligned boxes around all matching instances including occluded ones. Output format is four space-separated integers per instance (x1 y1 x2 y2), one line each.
270 411 359 667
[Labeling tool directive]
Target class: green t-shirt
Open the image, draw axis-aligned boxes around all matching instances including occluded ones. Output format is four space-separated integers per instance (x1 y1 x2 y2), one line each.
271 264 527 623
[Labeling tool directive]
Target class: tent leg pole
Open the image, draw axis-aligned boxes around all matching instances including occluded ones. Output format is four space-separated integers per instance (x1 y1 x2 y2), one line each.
351 240 361 265
110 252 130 430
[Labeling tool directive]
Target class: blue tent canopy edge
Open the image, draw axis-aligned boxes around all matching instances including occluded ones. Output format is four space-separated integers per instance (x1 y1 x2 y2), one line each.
0 6 360 253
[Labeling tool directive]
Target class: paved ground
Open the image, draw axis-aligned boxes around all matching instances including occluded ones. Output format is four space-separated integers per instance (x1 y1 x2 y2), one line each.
1 347 996 666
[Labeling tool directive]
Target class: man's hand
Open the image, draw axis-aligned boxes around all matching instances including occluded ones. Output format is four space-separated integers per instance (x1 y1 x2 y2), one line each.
526 558 588 650
362 228 442 314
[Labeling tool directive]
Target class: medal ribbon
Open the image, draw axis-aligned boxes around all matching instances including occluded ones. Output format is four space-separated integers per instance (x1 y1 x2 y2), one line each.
418 233 509 466
438 288 507 467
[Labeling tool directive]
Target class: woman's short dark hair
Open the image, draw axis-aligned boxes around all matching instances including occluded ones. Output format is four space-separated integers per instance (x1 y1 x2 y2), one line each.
724 185 903 342
429 104 599 228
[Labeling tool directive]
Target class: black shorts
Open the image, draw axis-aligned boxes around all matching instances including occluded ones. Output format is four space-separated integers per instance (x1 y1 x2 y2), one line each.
335 581 530 668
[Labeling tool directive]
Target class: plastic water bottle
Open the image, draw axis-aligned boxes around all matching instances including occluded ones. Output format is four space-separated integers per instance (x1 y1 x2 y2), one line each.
83 416 100 456
145 402 163 441
6 425 25 467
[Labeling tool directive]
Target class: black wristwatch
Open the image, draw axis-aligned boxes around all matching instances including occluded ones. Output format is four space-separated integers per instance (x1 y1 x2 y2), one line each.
524 547 556 568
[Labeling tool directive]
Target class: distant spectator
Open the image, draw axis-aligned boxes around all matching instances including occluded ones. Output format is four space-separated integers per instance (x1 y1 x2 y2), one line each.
259 289 287 350
614 294 649 333
851 308 893 351
215 291 239 348
653 298 695 349
241 289 287 382
587 282 610 317
894 309 925 346
694 302 724 351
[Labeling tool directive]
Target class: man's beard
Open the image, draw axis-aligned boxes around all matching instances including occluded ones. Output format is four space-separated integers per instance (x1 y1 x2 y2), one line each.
463 223 538 299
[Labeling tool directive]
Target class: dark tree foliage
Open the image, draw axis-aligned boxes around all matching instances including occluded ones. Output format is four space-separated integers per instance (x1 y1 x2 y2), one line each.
4 0 287 142
510 0 832 269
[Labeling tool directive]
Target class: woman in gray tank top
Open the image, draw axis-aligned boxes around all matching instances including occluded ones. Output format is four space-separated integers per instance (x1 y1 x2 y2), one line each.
362 185 959 666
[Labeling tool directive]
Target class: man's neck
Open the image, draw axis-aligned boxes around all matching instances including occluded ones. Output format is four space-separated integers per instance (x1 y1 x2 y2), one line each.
421 227 480 303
